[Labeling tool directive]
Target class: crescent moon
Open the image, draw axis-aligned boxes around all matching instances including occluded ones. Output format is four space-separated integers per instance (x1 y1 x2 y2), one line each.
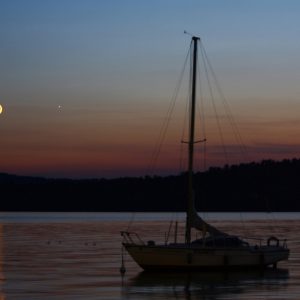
0 105 2 114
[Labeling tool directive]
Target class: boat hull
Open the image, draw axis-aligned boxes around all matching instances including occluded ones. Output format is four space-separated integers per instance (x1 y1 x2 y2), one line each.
124 244 289 270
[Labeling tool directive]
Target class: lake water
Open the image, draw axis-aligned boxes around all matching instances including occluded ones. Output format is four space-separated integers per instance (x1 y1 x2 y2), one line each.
0 212 299 299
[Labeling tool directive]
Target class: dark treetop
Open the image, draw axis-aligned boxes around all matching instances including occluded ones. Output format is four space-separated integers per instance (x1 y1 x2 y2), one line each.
1 158 300 212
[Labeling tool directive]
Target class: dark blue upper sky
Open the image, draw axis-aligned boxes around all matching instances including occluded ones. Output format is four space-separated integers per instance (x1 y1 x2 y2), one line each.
1 0 300 178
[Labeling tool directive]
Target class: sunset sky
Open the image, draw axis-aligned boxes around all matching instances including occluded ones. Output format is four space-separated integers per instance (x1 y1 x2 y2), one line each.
1 0 300 178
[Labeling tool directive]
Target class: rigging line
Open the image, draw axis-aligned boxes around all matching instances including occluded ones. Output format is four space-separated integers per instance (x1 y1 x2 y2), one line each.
178 46 193 173
179 43 194 172
166 218 174 244
179 84 190 172
197 55 207 171
147 43 191 175
126 212 136 232
199 42 229 164
200 43 249 161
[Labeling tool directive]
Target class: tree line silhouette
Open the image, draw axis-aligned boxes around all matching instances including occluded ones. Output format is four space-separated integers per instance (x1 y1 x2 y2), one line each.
1 158 300 212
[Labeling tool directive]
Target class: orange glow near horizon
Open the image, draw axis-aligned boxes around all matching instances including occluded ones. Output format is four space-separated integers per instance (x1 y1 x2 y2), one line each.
2 1 300 179
1 101 300 179
1 96 300 178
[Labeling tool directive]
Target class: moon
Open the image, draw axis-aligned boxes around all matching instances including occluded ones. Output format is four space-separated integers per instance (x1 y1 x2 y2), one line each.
0 104 2 114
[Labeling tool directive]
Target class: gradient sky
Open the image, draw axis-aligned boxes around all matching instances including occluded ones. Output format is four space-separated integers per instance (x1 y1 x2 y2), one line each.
1 0 300 178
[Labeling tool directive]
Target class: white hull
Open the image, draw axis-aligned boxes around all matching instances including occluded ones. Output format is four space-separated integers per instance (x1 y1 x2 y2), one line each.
124 244 289 270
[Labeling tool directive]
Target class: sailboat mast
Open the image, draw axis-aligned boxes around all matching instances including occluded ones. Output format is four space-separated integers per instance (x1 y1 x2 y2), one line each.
185 36 200 244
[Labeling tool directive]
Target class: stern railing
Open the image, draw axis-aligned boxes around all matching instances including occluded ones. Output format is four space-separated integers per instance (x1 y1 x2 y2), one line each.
121 231 145 245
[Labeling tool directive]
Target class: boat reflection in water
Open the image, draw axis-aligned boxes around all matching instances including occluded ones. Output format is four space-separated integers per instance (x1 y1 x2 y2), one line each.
124 268 289 299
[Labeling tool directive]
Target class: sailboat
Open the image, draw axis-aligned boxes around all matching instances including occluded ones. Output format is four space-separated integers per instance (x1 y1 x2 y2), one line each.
121 36 289 270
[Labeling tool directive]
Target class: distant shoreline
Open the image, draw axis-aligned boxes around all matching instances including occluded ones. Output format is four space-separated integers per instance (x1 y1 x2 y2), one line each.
1 158 300 212
0 211 299 223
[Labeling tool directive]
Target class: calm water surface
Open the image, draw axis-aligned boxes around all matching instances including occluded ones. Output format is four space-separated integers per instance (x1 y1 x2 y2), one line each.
0 212 299 299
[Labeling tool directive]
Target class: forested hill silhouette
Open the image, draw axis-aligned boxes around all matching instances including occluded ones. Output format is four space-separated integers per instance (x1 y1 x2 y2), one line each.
1 158 300 212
